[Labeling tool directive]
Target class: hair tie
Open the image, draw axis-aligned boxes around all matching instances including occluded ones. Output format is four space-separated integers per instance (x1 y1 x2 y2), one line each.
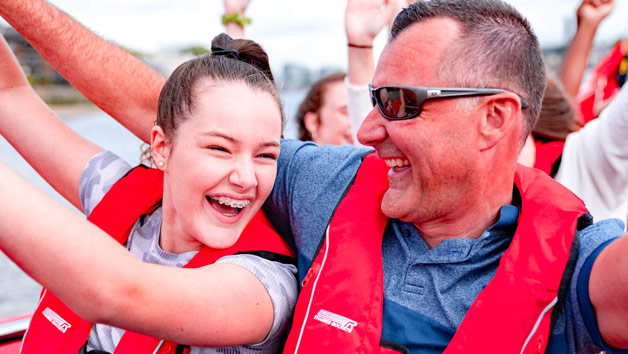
211 45 239 60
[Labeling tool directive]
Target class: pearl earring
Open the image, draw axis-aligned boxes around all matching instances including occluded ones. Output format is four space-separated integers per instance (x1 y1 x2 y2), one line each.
158 161 164 167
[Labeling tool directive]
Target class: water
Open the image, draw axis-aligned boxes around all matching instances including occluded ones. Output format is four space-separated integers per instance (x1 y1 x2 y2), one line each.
0 89 306 319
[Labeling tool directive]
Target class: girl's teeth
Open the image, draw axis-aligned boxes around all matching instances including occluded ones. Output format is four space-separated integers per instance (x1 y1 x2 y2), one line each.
210 196 250 208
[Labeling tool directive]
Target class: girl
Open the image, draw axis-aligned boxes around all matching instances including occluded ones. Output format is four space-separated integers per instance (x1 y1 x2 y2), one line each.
0 32 297 353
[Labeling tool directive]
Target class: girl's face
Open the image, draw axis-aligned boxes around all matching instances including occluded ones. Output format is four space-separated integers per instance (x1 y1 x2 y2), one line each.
153 80 282 253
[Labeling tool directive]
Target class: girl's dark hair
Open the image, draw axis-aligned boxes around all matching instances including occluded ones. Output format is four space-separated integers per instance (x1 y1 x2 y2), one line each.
157 33 283 142
295 72 346 141
533 76 582 141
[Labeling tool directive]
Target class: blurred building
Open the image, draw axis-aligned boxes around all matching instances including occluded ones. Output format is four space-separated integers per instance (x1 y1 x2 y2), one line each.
280 63 312 91
1 26 67 85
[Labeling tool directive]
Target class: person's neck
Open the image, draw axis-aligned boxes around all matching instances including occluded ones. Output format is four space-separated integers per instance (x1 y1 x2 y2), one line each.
159 192 204 254
159 212 203 254
414 160 516 249
413 197 509 249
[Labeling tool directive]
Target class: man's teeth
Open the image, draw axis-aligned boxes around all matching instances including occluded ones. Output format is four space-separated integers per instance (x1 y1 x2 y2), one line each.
384 158 410 168
209 196 251 208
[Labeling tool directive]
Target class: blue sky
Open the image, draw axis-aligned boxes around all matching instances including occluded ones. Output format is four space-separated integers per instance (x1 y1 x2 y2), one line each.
4 0 628 73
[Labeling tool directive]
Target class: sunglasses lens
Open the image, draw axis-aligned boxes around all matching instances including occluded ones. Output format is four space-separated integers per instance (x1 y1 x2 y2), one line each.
376 87 420 119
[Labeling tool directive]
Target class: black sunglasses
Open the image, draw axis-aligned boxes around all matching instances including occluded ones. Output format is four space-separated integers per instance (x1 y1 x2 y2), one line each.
369 83 529 120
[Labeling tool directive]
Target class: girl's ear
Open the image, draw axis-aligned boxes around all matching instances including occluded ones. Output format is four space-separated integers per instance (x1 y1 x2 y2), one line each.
151 125 169 170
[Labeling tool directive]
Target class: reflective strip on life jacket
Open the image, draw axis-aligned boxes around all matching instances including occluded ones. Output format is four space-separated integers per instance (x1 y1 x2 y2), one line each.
533 140 565 177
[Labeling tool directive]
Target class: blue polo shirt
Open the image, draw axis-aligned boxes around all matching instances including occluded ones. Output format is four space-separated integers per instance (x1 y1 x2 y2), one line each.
263 139 627 353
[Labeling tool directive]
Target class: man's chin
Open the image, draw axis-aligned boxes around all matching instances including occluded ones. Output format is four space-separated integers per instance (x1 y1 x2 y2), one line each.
380 193 406 220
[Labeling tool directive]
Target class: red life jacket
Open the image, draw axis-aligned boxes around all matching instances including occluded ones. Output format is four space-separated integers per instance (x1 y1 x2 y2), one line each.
20 166 295 354
533 140 565 178
578 40 627 124
284 153 587 354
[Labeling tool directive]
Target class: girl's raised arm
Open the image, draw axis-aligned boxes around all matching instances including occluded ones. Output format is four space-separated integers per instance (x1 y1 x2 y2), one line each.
0 0 162 143
0 35 102 210
0 161 278 346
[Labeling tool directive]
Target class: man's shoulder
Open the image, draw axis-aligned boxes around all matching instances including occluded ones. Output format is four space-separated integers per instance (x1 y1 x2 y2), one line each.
574 217 625 276
573 218 626 292
267 140 373 259
278 139 372 166
276 139 373 190
555 218 627 353
578 218 625 242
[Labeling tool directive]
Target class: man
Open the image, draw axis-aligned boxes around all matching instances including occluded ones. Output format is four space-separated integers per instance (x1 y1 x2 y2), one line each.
1 0 626 353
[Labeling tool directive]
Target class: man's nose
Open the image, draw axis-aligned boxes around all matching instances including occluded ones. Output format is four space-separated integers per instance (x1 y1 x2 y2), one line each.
357 107 387 147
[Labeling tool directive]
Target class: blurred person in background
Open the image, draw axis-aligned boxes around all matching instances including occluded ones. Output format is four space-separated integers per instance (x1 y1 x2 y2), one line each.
519 0 628 228
344 0 412 146
295 72 353 145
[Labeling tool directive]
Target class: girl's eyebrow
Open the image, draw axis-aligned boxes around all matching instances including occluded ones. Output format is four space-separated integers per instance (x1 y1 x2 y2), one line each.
261 141 280 148
200 131 235 143
200 131 279 148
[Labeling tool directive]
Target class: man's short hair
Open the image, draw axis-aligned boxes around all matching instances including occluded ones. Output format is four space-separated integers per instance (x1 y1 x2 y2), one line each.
391 0 546 143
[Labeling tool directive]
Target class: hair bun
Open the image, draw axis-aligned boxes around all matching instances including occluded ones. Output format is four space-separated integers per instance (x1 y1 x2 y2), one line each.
211 33 275 83
210 45 240 60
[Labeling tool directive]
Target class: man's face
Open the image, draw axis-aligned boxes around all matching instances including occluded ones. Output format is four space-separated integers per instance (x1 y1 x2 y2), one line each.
358 18 483 226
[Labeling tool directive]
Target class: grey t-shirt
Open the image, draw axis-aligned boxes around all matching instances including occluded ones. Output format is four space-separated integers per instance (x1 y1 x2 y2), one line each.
80 151 297 354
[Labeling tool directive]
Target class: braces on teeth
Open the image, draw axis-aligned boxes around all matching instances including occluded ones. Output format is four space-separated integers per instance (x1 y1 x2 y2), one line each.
209 196 250 208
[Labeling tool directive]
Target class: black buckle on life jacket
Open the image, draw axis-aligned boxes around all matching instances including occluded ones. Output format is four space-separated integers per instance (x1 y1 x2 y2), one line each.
175 344 191 354
576 213 593 231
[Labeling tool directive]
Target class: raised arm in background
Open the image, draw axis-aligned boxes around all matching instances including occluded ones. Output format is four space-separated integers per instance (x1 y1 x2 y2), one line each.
559 0 614 101
0 35 101 209
223 0 250 39
0 0 163 143
345 0 396 87
345 0 402 145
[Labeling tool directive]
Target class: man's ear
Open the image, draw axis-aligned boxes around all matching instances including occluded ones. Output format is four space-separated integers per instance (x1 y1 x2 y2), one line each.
151 125 169 170
304 111 320 141
478 93 522 151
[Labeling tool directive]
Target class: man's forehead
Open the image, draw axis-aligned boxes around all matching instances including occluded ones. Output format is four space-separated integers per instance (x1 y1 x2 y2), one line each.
373 17 461 87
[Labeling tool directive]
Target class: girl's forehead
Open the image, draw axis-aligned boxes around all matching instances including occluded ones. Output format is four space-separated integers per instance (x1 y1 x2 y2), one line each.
176 85 282 142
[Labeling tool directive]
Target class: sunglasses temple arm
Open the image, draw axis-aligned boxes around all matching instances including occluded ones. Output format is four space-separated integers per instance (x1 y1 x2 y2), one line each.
438 89 528 108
